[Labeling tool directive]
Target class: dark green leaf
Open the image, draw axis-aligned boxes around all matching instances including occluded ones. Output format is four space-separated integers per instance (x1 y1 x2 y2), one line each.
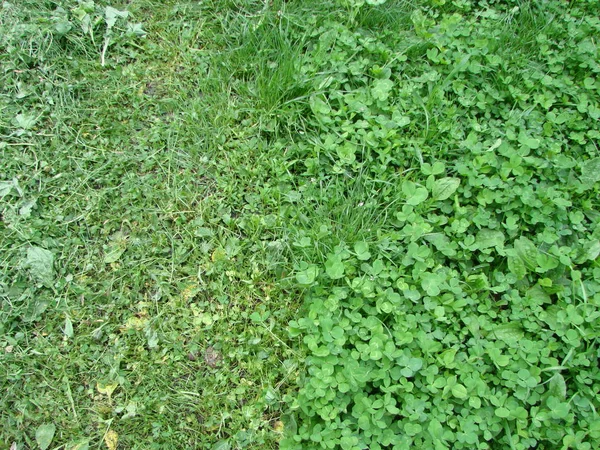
514 237 538 270
507 255 526 280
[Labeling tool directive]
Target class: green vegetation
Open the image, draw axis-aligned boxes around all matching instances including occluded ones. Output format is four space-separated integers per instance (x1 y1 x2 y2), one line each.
1 0 599 449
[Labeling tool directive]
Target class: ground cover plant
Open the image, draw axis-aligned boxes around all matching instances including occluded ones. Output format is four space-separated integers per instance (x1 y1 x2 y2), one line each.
281 1 600 448
1 0 599 449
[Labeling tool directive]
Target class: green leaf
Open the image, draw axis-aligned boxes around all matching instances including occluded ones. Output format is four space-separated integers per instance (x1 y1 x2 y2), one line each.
495 407 510 418
55 20 73 35
371 79 394 101
452 383 468 399
548 373 567 400
580 157 600 183
293 236 311 248
428 418 444 439
145 327 159 349
536 253 558 272
476 229 504 250
466 273 489 291
402 181 429 206
325 255 345 280
23 300 49 323
26 246 55 285
588 420 600 440
408 357 423 372
104 231 127 264
340 436 358 449
296 264 319 285
337 142 356 164
105 6 129 30
547 396 570 419
518 133 540 149
354 242 371 261
66 441 90 450
421 272 442 296
491 323 524 343
0 180 15 198
432 177 460 201
392 110 411 128
440 348 456 366
36 423 56 450
404 423 422 436
121 402 138 420
309 95 331 116
195 227 214 238
64 315 74 338
127 23 147 37
431 161 445 174
514 237 538 270
19 199 36 218
507 255 526 280
212 440 231 450
575 240 600 264
14 113 38 130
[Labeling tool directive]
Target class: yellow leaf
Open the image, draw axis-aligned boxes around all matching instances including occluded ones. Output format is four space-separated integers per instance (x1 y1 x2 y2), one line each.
211 248 227 262
121 316 148 331
104 430 118 450
180 284 199 302
97 382 118 403
273 420 284 433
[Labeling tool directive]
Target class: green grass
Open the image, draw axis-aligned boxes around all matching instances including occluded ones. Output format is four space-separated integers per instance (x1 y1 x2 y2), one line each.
1 1 305 448
2 0 600 449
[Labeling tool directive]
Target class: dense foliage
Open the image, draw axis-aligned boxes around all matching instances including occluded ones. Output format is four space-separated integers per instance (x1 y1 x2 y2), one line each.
282 0 600 448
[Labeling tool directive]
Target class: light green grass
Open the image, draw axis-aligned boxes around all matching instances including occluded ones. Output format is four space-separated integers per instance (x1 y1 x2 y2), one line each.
0 1 310 448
